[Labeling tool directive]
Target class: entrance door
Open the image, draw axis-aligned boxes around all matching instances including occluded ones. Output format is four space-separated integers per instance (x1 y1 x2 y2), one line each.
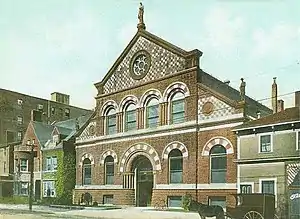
131 155 153 207
35 180 41 200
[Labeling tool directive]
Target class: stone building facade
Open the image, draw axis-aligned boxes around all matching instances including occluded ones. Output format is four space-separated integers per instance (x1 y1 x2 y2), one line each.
73 6 272 208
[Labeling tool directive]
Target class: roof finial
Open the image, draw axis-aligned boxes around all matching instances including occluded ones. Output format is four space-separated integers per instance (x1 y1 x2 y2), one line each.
137 2 146 30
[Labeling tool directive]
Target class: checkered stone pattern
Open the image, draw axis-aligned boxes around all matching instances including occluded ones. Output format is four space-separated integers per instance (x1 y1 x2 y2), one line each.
100 150 118 165
162 141 188 160
103 36 186 94
119 143 161 173
77 121 97 141
202 137 234 156
198 96 236 120
79 153 95 166
287 163 300 186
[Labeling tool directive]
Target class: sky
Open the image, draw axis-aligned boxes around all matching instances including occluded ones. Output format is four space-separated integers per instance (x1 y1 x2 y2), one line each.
0 0 300 110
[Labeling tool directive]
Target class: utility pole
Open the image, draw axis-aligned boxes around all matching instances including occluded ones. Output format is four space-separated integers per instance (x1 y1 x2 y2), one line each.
26 139 35 211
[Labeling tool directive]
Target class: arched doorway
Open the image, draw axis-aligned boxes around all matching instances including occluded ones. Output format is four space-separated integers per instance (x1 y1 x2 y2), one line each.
131 155 153 207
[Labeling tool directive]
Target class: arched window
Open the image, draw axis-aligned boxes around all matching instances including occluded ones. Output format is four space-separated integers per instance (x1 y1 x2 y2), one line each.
83 158 91 185
106 108 116 135
169 149 183 183
104 156 114 185
125 103 136 131
170 92 185 124
146 98 159 128
210 145 227 183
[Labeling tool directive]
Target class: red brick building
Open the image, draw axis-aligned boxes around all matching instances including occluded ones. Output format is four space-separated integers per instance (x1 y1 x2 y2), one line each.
73 4 272 208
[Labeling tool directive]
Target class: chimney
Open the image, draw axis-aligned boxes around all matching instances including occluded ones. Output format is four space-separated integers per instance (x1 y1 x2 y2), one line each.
277 99 284 112
240 78 246 101
295 91 300 107
272 77 278 114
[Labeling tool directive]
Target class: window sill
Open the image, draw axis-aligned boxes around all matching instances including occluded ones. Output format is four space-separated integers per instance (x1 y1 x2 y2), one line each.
43 170 57 173
259 151 273 154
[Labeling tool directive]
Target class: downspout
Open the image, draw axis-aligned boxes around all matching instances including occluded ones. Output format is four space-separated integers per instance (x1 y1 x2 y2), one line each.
195 76 199 201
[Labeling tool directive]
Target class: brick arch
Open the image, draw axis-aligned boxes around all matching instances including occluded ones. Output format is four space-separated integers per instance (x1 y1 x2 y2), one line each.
120 95 139 111
162 141 189 160
100 150 118 165
140 89 163 107
79 153 95 166
162 82 190 102
100 100 119 116
119 143 161 173
202 137 234 156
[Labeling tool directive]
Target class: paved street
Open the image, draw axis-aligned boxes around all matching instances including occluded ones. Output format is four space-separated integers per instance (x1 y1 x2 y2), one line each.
0 204 202 219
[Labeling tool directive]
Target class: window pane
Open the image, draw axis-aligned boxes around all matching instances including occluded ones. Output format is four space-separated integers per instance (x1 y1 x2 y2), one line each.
209 197 226 208
126 111 136 122
83 165 91 185
261 135 271 144
106 175 114 185
170 171 182 183
211 170 226 183
240 185 252 194
262 180 275 194
211 156 227 169
103 195 114 204
168 196 182 207
172 100 184 113
172 112 185 124
170 158 182 170
108 115 116 126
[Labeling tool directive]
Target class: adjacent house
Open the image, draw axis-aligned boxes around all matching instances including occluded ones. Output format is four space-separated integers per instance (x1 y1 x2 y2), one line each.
73 4 272 208
233 89 300 218
0 89 92 198
13 114 91 203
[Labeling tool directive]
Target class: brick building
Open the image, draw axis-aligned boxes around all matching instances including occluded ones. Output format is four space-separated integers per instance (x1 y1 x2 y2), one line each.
73 4 272 208
0 89 92 197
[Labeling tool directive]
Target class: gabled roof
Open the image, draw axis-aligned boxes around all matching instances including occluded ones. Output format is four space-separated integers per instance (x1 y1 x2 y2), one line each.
200 70 272 116
95 29 202 88
31 121 54 146
233 107 300 130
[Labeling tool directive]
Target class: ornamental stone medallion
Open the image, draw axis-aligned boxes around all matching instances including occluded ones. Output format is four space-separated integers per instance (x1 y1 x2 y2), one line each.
202 101 214 116
130 50 151 80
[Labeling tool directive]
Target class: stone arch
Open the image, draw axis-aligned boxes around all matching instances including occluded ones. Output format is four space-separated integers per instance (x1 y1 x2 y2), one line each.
100 100 119 116
140 89 163 107
120 95 139 111
162 141 189 160
202 137 234 156
100 150 118 165
162 82 190 102
119 143 161 173
79 153 95 166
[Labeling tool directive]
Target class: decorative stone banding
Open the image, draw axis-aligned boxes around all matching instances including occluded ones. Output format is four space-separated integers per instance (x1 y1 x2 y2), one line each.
120 95 139 110
119 143 161 172
202 137 234 156
162 141 189 160
162 82 190 102
100 100 119 116
100 150 118 165
79 153 95 166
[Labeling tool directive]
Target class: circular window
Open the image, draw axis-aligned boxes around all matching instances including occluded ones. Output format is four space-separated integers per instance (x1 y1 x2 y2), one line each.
130 50 151 80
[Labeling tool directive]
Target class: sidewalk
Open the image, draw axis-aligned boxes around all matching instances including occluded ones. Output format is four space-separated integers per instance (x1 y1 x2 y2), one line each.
58 207 201 219
0 204 204 219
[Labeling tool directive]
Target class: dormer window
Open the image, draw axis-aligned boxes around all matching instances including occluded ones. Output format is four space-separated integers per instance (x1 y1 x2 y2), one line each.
53 135 59 144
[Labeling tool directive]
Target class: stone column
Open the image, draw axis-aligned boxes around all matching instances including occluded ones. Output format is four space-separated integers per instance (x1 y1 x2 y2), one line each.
117 112 123 133
160 102 168 126
138 107 145 129
99 116 105 136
